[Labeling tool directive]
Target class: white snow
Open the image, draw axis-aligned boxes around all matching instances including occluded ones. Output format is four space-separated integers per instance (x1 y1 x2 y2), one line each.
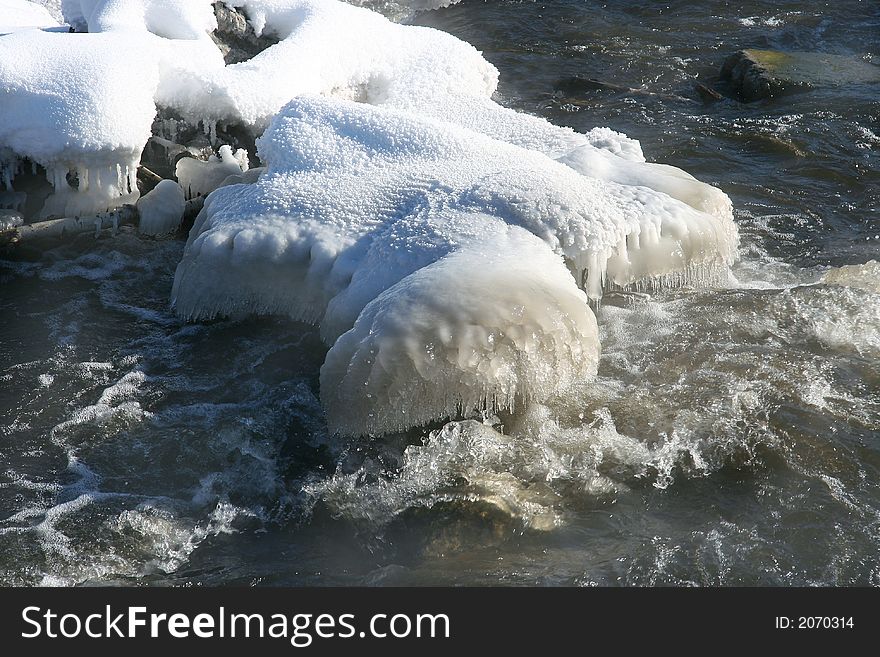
1 0 732 221
0 0 60 32
136 179 185 235
0 30 158 216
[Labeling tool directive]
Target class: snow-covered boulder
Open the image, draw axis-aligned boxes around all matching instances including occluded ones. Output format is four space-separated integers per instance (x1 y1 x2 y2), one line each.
173 97 737 435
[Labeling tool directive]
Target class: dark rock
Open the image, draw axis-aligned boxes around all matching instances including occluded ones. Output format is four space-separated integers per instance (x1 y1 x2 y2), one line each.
694 82 724 103
742 133 806 158
554 75 632 96
554 75 692 105
721 49 880 102
140 136 204 180
211 1 278 64
135 166 163 196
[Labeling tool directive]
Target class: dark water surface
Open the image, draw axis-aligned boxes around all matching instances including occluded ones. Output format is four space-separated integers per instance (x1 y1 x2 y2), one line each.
1 0 879 585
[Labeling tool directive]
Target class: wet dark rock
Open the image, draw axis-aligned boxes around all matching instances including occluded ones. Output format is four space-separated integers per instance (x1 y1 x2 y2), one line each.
140 136 205 180
554 75 692 105
385 501 514 560
135 166 163 196
694 82 724 104
0 191 26 213
721 49 880 102
211 1 278 64
742 133 806 158
554 75 632 96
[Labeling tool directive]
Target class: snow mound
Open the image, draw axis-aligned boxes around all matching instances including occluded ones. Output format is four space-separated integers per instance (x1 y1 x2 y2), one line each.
214 1 730 222
0 30 158 216
0 0 60 32
1 0 732 224
136 179 185 236
173 97 736 434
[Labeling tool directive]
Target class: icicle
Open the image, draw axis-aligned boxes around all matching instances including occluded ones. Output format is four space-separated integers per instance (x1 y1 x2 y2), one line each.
203 119 217 145
94 216 102 238
127 165 137 195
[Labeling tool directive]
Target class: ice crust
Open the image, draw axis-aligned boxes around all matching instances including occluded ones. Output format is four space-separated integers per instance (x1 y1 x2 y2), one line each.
1 0 732 220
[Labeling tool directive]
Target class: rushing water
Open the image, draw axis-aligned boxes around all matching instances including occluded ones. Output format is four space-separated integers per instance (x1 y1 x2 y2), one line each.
1 0 879 586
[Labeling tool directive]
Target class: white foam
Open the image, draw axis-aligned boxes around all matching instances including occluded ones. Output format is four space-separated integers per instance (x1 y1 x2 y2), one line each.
821 260 880 294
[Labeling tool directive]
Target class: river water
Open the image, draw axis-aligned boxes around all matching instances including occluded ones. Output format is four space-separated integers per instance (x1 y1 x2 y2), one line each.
1 0 878 585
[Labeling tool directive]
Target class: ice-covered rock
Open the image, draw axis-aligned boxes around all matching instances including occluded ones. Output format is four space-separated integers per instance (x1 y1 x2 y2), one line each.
174 0 731 221
173 97 737 434
0 29 159 216
3 0 739 436
2 0 731 223
136 179 185 235
175 145 249 199
320 227 600 435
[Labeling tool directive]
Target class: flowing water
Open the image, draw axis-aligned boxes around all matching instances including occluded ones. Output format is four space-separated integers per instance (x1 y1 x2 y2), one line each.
1 0 879 586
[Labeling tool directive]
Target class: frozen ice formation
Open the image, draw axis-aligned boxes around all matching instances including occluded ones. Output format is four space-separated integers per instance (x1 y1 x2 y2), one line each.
173 96 736 434
0 28 158 217
0 0 221 218
136 179 185 236
2 0 739 435
0 0 731 219
175 145 249 200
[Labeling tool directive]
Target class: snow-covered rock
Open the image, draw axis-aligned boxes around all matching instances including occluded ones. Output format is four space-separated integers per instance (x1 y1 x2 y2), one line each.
175 145 249 200
136 179 186 235
173 97 737 434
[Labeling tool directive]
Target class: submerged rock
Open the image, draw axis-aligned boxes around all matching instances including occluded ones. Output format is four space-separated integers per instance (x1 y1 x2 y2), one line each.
721 49 880 101
694 82 724 104
554 76 633 96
